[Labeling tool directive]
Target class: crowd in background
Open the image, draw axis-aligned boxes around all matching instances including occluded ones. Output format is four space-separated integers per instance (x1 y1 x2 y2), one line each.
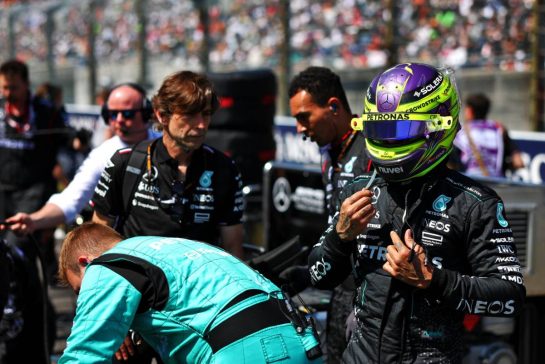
0 0 534 71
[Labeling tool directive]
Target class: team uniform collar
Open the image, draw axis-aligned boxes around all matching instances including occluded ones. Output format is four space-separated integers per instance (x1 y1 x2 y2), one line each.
154 138 204 165
3 91 33 133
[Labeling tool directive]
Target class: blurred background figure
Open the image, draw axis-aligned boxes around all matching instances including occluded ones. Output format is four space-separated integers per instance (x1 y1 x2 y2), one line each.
53 128 93 190
94 85 115 144
94 86 111 107
0 59 68 364
3 83 159 238
453 93 525 178
34 82 79 285
35 82 64 111
35 82 79 190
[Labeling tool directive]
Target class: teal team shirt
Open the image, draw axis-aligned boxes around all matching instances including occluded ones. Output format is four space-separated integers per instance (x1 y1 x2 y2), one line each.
59 236 321 363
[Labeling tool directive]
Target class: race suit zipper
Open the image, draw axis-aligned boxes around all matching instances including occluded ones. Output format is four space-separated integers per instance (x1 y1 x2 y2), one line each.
360 279 367 305
399 184 431 362
402 189 409 225
397 189 411 364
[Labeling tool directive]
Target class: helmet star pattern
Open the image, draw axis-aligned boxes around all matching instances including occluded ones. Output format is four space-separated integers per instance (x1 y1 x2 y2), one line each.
360 63 461 182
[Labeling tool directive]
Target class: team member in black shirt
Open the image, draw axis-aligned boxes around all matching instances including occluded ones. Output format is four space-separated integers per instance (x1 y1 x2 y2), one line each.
91 70 244 258
0 60 67 203
289 67 371 363
289 67 371 222
0 59 67 364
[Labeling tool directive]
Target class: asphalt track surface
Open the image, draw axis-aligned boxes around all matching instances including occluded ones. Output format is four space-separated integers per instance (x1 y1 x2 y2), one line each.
49 283 76 363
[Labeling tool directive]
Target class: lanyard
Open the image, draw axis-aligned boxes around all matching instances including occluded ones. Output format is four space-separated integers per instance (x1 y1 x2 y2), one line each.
333 130 357 172
4 99 31 134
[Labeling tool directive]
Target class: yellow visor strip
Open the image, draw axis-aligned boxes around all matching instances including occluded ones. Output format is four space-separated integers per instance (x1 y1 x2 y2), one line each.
351 113 453 132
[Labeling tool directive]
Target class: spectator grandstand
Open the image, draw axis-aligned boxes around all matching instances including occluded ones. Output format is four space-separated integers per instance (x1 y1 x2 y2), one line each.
0 0 534 72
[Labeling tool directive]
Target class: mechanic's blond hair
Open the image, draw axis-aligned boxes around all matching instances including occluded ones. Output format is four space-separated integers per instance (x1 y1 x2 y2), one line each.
58 223 123 284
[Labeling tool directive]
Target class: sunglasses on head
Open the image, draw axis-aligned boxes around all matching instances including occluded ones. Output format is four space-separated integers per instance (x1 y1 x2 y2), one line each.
108 109 142 121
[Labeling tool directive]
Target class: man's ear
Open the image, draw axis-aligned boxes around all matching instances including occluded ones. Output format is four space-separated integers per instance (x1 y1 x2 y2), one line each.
77 256 90 268
327 97 341 113
154 110 167 126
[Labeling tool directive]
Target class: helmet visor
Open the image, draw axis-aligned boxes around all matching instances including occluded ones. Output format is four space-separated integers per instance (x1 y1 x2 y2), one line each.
351 113 453 141
365 120 427 141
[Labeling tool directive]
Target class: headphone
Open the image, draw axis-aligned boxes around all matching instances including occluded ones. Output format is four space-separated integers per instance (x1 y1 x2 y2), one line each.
101 82 153 125
330 103 338 113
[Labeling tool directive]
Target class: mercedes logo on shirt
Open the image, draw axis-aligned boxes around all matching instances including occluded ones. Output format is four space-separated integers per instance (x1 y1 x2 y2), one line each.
272 177 291 213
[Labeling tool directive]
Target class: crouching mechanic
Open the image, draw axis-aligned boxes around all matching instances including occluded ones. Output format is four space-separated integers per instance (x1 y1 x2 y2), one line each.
58 223 322 363
308 63 526 363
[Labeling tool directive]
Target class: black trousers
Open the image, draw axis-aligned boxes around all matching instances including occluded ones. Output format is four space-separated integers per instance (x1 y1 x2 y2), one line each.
0 182 57 364
326 279 356 364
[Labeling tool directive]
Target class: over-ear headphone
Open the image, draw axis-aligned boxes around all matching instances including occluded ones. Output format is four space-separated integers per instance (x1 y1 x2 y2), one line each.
330 103 338 113
101 82 153 124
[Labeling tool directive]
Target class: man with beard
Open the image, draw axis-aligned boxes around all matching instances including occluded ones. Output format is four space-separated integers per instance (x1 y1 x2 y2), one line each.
0 59 70 363
91 71 244 258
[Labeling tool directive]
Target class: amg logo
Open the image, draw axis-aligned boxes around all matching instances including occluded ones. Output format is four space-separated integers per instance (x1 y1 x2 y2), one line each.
456 299 515 315
505 275 524 284
378 166 404 174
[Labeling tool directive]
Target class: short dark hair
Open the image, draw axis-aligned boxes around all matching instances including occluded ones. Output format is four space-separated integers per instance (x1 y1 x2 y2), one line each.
289 66 351 113
35 82 62 103
0 59 29 84
466 93 490 120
